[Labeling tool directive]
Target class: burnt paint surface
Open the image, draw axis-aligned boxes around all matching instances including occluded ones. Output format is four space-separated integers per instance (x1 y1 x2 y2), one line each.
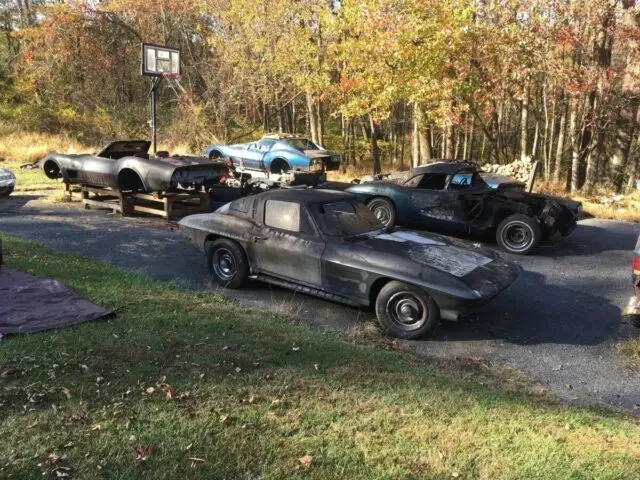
40 141 228 193
179 189 521 316
345 163 577 238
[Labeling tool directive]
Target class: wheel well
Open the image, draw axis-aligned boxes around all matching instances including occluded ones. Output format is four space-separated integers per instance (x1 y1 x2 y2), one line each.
117 168 144 191
270 158 290 174
208 149 222 159
204 233 251 273
204 234 219 249
368 195 394 206
369 277 393 307
43 160 61 179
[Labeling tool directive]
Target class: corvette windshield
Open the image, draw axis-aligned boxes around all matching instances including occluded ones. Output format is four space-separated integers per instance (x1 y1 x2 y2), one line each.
285 139 320 151
311 201 383 237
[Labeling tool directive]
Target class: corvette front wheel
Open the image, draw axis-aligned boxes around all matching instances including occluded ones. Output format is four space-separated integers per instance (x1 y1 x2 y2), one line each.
375 281 440 339
367 197 396 227
496 214 541 255
205 238 249 288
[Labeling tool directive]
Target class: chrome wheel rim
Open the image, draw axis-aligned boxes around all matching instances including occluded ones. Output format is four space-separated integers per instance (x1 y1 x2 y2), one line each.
372 204 391 226
502 222 533 252
213 248 236 281
386 292 427 331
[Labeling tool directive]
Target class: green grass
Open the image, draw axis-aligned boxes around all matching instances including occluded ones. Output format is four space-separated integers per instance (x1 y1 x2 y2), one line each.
618 339 640 371
1 235 639 479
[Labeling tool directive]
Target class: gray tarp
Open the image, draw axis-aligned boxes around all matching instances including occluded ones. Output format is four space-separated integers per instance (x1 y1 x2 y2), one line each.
0 267 112 335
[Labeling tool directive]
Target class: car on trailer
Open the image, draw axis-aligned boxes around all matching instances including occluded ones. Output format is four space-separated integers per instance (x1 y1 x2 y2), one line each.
204 134 341 175
179 189 521 339
345 161 580 255
39 140 228 194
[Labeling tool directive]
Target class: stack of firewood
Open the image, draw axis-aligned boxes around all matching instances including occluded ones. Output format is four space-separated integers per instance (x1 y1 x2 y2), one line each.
481 160 534 183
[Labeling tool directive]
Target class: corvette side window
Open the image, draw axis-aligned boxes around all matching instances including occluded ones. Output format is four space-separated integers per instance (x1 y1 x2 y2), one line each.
264 200 300 232
404 174 423 188
418 174 447 190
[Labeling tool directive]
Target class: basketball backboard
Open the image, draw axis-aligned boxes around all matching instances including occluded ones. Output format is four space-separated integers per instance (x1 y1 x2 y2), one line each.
141 43 180 77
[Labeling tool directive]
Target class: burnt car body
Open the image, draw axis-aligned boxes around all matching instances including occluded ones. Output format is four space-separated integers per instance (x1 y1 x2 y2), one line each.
622 235 640 328
345 162 579 254
179 189 520 339
40 140 228 193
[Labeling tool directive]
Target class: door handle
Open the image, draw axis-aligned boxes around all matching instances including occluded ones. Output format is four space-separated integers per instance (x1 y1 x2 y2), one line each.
254 235 266 242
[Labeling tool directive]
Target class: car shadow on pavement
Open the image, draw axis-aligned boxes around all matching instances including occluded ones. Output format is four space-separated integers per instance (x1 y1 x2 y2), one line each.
0 194 45 212
539 223 639 256
432 270 621 346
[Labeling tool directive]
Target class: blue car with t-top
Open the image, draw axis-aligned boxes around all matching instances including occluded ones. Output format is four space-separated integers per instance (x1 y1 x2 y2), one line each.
204 134 340 174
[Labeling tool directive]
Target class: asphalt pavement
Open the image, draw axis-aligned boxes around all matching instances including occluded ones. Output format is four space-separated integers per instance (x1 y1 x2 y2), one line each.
1 193 639 411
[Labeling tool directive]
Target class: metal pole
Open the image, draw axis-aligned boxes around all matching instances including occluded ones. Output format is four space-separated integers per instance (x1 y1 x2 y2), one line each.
151 83 157 154
149 77 162 155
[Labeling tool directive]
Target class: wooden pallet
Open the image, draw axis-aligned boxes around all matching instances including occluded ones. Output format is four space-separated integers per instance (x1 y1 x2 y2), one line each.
77 185 209 219
129 191 209 219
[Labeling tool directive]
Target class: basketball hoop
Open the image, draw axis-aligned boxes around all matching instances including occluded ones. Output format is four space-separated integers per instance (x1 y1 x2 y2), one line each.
141 43 180 77
141 43 181 154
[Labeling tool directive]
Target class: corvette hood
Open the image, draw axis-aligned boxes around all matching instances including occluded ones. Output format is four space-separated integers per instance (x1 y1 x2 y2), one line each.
338 229 521 299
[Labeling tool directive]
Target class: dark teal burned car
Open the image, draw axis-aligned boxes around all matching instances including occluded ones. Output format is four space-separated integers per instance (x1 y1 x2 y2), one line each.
345 162 580 255
204 134 340 174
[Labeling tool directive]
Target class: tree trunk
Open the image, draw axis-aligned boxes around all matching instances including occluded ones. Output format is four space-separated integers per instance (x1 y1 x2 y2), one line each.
399 103 407 170
445 123 454 158
415 103 431 162
468 117 475 161
520 90 529 161
412 104 420 167
544 89 556 181
275 91 283 133
369 116 381 175
553 99 567 184
569 97 581 193
627 127 639 191
306 92 317 144
316 99 324 147
532 119 539 160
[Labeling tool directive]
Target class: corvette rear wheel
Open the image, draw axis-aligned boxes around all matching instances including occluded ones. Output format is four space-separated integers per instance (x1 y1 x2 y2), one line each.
209 150 222 159
205 238 249 288
496 214 541 255
375 281 440 339
367 197 396 227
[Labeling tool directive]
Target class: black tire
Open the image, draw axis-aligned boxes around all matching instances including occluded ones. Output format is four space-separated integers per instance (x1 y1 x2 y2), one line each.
209 150 222 159
367 197 396 227
374 281 440 339
496 214 542 255
205 238 249 288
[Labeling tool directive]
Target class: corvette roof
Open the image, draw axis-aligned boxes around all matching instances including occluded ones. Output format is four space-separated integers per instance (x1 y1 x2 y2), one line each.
410 161 475 176
250 188 356 204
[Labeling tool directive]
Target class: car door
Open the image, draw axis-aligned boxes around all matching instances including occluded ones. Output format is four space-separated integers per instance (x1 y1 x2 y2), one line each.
405 173 465 233
79 155 117 187
249 199 324 287
240 142 265 170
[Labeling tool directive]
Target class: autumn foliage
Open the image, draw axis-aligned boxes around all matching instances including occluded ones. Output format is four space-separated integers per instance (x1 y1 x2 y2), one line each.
1 0 639 191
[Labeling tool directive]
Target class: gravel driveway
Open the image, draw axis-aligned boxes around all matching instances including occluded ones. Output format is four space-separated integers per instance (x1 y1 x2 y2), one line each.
1 193 639 411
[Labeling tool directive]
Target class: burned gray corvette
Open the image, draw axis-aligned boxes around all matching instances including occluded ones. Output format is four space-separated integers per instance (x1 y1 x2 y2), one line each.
180 189 520 339
40 140 228 193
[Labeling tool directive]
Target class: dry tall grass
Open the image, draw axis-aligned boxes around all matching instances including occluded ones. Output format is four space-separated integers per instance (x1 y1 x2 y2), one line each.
536 180 640 223
0 131 97 164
